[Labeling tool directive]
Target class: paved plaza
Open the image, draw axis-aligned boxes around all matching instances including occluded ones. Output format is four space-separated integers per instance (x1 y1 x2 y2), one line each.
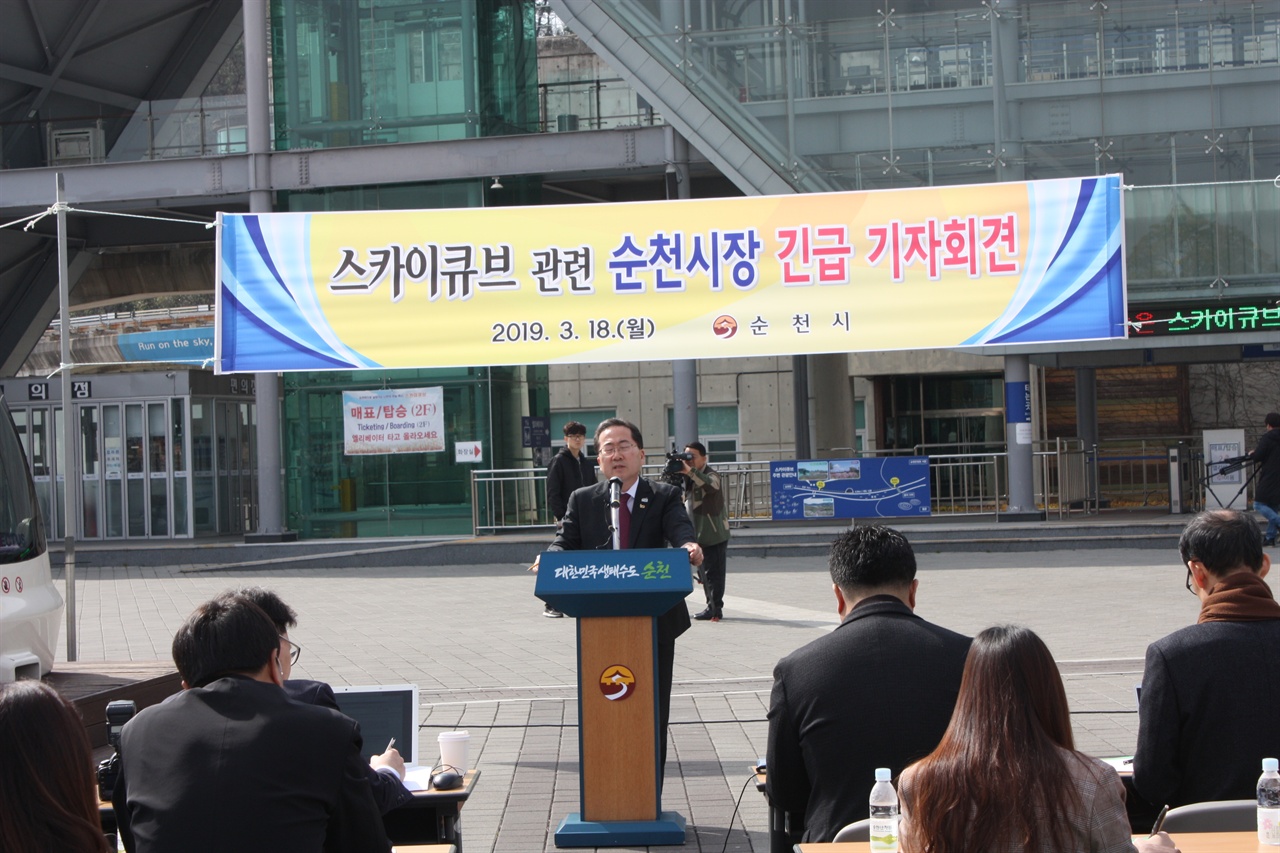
55 540 1205 852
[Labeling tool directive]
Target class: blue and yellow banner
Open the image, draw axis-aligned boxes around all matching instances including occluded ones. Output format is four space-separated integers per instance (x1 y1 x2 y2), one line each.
215 175 1126 373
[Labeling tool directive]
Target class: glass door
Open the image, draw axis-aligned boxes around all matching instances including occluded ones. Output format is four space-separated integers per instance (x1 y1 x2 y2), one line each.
12 407 54 539
102 405 124 538
79 406 101 538
125 403 146 536
148 402 169 536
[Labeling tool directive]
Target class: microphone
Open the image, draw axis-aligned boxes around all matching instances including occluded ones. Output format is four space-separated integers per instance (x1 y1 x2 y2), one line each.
608 477 623 508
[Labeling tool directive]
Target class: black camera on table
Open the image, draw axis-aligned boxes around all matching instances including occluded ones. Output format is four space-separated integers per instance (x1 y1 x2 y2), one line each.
96 699 137 801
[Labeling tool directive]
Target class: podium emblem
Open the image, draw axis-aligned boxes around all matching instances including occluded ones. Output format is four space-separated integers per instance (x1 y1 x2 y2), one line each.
599 665 636 701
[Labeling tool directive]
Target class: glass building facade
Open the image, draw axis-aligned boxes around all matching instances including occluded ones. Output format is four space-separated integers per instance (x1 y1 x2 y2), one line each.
269 0 546 538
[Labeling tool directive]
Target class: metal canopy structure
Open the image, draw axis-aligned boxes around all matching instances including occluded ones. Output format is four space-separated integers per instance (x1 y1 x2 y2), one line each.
0 0 709 375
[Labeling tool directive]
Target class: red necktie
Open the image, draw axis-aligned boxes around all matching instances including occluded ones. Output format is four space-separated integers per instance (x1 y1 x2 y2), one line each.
618 494 631 549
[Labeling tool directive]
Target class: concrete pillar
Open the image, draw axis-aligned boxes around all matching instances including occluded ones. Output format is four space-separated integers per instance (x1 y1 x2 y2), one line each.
666 127 698 450
1075 367 1099 449
1004 354 1036 516
811 353 853 457
989 0 1024 182
244 0 293 541
792 355 811 459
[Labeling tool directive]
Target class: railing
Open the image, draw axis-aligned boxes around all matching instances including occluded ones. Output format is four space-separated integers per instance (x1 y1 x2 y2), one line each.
1092 436 1199 508
470 439 1104 533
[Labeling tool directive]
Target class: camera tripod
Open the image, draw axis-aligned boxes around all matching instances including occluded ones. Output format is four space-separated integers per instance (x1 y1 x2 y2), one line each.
1202 455 1259 511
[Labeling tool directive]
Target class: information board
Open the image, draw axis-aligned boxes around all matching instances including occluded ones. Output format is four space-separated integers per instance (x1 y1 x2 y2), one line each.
770 457 932 520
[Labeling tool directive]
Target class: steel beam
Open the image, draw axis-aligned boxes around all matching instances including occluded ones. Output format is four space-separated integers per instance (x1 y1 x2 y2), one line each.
0 126 684 212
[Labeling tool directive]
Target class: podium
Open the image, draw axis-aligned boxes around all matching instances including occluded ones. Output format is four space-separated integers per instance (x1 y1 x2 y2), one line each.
536 548 693 847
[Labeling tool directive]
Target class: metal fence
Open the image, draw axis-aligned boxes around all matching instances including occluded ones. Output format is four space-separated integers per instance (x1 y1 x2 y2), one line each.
469 437 1191 533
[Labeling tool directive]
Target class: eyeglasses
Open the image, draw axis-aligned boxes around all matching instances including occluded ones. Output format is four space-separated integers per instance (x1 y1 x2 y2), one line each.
280 636 302 665
1185 564 1197 595
598 441 637 456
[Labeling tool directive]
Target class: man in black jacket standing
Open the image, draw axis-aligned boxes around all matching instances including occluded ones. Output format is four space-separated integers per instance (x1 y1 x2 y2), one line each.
543 420 595 617
1251 412 1280 546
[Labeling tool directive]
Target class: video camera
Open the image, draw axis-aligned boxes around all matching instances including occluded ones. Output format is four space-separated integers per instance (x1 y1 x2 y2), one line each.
663 449 694 476
660 448 694 489
96 699 137 801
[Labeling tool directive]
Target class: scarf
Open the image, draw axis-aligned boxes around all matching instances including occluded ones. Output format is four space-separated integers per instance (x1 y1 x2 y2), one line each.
1197 571 1280 623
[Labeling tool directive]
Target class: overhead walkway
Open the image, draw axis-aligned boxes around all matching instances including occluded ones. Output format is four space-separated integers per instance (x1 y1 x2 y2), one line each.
550 0 840 195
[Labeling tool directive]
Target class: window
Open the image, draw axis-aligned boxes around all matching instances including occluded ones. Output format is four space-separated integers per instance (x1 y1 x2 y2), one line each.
551 409 616 454
665 406 739 462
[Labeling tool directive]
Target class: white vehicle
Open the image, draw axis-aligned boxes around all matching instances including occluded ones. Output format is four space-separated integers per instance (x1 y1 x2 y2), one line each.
0 395 63 681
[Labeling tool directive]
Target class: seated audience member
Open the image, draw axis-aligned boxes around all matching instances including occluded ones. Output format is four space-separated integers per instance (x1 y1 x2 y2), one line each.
0 681 108 853
1134 508 1280 808
900 625 1177 853
112 592 389 853
236 585 414 814
766 525 971 842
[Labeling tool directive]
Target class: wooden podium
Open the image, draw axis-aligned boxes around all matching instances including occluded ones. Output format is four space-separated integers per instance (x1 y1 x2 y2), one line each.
536 548 692 848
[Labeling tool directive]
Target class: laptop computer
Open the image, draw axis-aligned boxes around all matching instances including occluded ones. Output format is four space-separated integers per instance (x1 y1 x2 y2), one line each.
331 683 421 768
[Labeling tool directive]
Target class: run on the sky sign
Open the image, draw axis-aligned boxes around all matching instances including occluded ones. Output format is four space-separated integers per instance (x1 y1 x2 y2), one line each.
214 175 1126 373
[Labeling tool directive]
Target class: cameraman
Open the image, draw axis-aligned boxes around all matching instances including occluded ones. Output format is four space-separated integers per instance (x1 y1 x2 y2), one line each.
1251 411 1280 546
683 441 730 621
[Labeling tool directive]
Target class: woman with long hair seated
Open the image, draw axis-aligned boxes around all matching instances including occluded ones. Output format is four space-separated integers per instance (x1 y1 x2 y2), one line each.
0 680 108 853
899 625 1177 853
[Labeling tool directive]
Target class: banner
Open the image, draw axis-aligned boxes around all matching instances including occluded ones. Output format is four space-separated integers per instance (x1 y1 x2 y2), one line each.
341 387 443 455
216 175 1126 373
770 457 932 519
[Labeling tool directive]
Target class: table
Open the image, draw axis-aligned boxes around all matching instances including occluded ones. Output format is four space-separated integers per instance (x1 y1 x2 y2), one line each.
384 769 481 853
100 769 480 853
795 831 1269 852
755 766 803 853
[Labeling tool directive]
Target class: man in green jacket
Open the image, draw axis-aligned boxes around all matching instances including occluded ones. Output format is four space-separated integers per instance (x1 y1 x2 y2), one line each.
683 441 730 621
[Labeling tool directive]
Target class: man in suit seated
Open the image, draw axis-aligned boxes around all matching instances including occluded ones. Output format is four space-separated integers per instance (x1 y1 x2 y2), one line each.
1134 508 1280 808
236 586 415 814
766 525 971 842
112 592 389 853
536 417 703 774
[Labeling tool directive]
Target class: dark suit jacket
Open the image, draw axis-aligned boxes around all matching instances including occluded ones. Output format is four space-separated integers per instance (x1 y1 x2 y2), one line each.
548 477 695 643
284 679 416 815
766 596 971 842
1253 428 1280 507
113 675 389 853
546 447 596 520
1134 618 1280 807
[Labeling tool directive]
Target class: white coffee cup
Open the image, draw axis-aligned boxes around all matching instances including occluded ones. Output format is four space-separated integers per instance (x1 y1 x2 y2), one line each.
437 730 470 773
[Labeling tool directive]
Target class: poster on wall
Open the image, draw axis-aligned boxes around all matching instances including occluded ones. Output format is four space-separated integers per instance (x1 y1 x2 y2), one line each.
215 175 1126 373
770 457 932 520
341 386 443 456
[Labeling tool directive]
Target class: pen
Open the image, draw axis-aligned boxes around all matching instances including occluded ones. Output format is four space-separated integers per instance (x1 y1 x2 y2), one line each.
1149 804 1170 836
385 737 396 752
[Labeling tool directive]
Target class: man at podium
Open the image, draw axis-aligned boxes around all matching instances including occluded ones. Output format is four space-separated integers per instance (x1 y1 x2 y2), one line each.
547 417 704 774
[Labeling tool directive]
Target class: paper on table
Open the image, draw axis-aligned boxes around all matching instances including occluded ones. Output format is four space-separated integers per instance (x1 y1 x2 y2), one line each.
1101 755 1134 773
403 765 436 791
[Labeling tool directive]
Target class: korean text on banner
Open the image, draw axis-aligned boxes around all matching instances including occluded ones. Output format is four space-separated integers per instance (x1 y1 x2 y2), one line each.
215 175 1126 373
342 387 443 456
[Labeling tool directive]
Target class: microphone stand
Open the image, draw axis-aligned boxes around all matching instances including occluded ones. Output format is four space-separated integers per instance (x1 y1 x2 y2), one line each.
608 477 622 550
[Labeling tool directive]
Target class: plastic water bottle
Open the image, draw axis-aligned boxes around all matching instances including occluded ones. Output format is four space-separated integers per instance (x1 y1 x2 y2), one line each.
1260 758 1280 845
869 767 900 852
